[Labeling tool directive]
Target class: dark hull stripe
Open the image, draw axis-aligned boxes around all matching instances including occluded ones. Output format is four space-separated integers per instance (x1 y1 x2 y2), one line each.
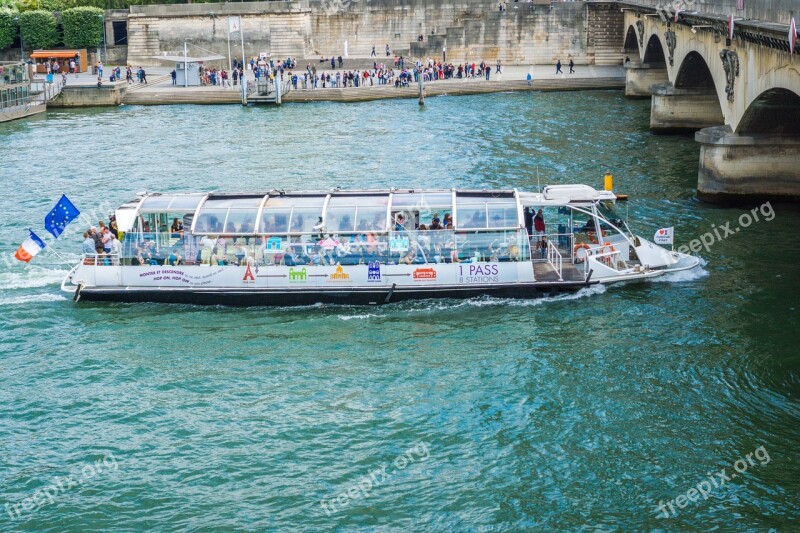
75 282 595 306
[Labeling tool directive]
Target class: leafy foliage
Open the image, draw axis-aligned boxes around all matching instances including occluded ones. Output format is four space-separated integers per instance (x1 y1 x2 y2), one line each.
19 9 59 49
0 9 16 51
61 6 103 48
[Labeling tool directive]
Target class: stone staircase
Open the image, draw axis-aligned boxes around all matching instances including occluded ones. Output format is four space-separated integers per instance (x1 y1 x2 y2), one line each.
126 18 160 66
587 3 624 66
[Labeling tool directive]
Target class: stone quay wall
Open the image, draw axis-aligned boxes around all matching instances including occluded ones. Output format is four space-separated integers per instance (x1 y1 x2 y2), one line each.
126 0 624 68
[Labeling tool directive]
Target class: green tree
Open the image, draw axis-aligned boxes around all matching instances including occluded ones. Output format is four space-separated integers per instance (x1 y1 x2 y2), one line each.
61 6 103 49
19 10 58 49
0 9 16 51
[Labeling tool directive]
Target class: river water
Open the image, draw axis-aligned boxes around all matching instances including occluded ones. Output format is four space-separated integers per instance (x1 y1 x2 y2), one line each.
1 91 798 530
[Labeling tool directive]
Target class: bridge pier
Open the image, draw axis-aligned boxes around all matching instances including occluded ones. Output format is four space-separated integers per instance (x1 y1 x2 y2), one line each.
650 83 724 132
624 62 668 97
696 126 800 203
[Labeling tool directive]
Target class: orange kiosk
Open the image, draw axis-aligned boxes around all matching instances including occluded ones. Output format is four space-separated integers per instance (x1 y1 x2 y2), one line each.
31 49 88 74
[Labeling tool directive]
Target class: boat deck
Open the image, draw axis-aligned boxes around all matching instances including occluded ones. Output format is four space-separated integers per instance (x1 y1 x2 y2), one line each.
533 261 586 282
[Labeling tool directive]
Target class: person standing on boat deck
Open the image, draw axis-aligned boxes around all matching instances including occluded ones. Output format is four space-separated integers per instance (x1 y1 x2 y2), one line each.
534 209 546 238
100 227 113 254
110 233 121 264
82 232 95 256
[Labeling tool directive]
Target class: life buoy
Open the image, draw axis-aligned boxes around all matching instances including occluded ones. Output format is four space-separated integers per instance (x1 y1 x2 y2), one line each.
573 242 591 262
600 242 617 265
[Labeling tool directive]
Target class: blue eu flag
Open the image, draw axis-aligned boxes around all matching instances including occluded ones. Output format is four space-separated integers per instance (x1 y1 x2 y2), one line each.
44 194 81 239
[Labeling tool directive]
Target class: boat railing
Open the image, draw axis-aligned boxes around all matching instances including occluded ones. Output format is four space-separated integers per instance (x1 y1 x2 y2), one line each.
580 248 628 276
546 239 563 281
82 252 121 266
529 233 575 261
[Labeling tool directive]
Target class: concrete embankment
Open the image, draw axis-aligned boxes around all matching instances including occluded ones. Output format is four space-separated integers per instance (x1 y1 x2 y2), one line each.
48 81 127 108
120 67 624 106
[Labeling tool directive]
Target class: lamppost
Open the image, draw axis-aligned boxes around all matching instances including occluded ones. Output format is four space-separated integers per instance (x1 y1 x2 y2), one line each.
14 17 23 62
98 14 107 64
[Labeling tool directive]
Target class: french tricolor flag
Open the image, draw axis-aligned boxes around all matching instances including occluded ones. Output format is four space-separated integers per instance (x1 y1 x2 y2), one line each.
791 17 797 55
15 231 46 263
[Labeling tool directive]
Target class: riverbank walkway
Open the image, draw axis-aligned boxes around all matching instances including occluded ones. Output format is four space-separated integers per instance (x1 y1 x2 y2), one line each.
43 63 624 106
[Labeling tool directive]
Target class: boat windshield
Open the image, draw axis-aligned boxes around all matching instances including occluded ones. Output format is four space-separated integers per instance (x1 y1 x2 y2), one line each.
596 201 631 237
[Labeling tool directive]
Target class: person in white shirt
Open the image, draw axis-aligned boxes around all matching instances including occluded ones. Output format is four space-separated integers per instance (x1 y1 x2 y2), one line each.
109 234 121 264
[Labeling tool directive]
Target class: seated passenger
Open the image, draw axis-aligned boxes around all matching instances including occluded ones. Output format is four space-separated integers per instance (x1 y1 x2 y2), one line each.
400 248 417 265
165 248 183 266
235 243 248 265
394 214 407 232
171 218 183 235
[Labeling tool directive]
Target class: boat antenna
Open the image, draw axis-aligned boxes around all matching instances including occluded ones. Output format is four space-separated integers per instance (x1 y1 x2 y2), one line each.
536 166 541 193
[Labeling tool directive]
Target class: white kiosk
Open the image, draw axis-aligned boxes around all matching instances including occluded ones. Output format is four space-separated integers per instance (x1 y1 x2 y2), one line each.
149 53 226 87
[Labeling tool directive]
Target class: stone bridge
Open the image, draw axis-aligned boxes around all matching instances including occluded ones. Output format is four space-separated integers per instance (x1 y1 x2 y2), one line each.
620 0 800 203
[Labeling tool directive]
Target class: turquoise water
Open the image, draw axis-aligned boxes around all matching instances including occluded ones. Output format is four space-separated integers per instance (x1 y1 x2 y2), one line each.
1 91 799 530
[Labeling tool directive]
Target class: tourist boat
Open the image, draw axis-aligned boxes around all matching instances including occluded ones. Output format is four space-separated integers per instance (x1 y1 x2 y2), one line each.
61 185 701 306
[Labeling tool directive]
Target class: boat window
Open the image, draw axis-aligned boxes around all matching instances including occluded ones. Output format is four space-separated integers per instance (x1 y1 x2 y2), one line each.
392 192 452 229
195 197 263 235
139 196 174 211
289 208 322 233
457 205 487 229
261 195 326 235
195 209 228 233
355 207 387 232
456 194 518 229
167 196 205 211
487 204 518 228
326 195 389 234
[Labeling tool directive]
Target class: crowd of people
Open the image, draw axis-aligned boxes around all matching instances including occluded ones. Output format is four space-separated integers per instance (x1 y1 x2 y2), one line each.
81 216 122 265
260 56 505 92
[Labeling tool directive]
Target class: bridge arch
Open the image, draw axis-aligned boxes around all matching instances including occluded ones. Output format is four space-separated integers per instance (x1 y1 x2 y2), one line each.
737 88 800 135
623 25 639 58
643 34 666 64
674 51 715 89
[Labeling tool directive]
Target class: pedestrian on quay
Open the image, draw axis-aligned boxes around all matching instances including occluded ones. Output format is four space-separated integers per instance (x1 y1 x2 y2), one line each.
331 57 336 70
556 59 562 75
371 46 376 57
171 69 177 85
126 66 133 84
496 59 501 74
527 71 532 86
485 66 490 80
232 68 239 86
385 43 390 57
569 58 575 74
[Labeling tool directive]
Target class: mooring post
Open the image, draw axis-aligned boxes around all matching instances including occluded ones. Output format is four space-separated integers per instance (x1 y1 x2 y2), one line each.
418 73 424 106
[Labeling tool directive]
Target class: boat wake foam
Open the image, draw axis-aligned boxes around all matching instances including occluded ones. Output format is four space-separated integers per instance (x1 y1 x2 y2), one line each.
336 284 608 319
0 293 68 306
0 267 70 290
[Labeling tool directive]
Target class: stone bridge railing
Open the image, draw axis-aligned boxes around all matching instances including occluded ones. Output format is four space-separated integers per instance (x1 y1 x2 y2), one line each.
618 0 797 23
